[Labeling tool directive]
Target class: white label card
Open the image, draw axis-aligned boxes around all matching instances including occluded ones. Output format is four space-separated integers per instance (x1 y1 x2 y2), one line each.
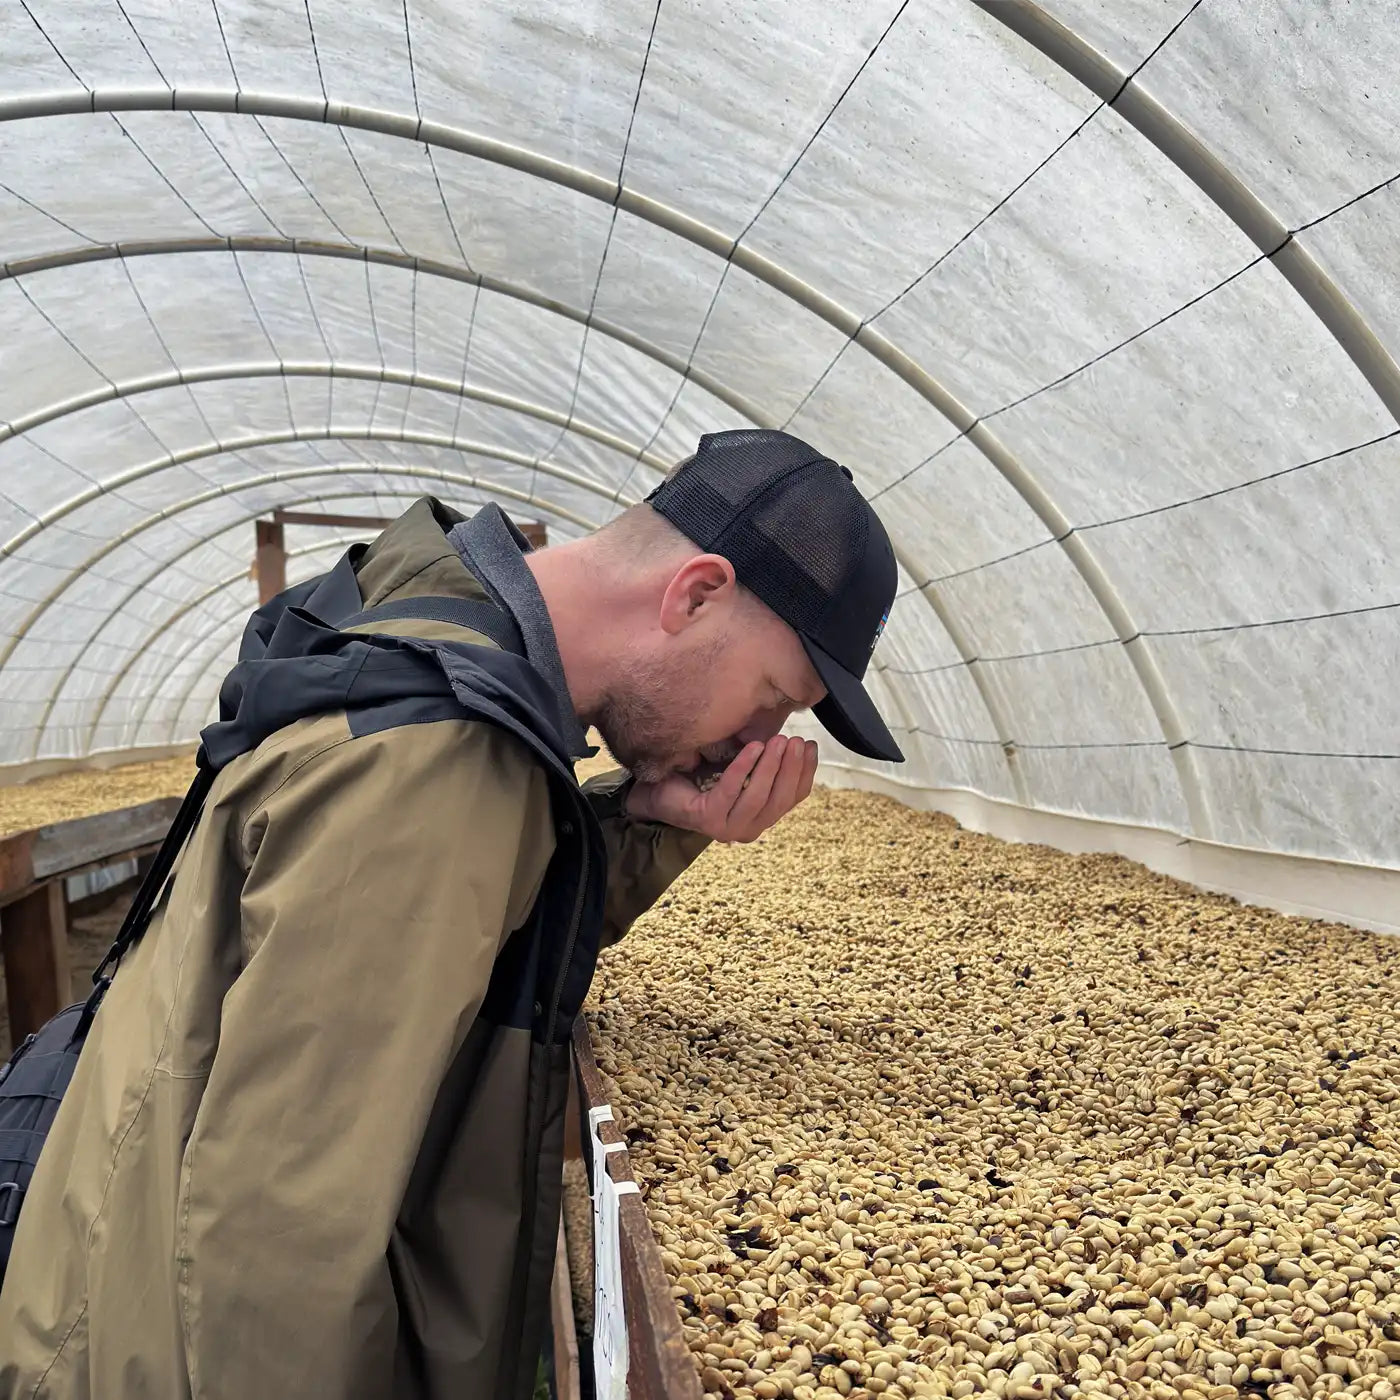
591 1109 637 1400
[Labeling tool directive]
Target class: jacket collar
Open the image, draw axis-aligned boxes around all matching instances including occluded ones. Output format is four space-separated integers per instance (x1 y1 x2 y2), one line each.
447 505 594 761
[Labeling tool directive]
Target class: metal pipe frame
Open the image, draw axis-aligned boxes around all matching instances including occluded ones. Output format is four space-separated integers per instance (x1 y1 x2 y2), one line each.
976 0 1400 426
79 486 565 755
0 223 1020 793
0 244 1021 798
4 448 601 710
0 424 620 571
27 465 586 757
93 535 358 750
7 424 603 755
0 236 771 432
0 360 676 474
2 27 1393 831
90 530 370 753
141 484 573 747
0 87 1211 816
11 425 1008 793
17 428 987 785
272 509 394 528
29 468 584 758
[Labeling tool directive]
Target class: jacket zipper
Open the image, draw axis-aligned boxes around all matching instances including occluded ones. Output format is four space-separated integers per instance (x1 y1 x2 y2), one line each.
544 800 590 1043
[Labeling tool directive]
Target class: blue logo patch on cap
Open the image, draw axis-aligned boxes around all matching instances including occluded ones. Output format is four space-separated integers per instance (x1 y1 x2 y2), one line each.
871 606 889 652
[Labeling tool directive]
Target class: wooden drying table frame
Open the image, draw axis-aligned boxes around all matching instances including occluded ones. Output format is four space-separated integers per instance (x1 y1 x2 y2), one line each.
570 1018 703 1400
0 797 179 1044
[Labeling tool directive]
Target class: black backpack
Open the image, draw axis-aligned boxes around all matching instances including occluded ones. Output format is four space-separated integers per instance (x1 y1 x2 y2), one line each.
0 586 529 1283
0 757 215 1279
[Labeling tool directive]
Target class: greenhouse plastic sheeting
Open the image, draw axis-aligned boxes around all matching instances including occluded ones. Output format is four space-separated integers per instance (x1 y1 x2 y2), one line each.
1 0 1397 872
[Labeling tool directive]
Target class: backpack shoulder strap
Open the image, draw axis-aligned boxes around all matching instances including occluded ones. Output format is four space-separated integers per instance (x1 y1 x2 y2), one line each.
86 757 216 999
337 595 526 656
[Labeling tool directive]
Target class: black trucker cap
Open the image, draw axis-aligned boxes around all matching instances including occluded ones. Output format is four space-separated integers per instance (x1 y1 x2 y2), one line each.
644 429 904 762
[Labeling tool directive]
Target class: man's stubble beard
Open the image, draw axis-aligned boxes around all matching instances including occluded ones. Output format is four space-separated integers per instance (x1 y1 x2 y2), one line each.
593 638 739 785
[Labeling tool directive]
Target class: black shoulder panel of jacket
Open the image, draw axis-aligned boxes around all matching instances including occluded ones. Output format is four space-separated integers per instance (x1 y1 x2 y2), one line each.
345 693 467 738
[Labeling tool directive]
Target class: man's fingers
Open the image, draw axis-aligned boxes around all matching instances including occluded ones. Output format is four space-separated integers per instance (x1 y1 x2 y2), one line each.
782 737 816 809
631 737 818 840
757 736 806 827
725 735 786 832
739 735 805 837
750 739 817 835
695 737 819 841
795 739 818 806
708 741 764 816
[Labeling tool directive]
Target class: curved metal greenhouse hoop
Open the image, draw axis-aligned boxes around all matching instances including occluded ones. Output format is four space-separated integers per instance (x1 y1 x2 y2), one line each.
44 471 583 756
0 250 1023 795
12 438 1012 795
0 424 639 569
975 0 1400 426
93 536 359 754
0 236 772 430
4 446 601 697
13 377 649 752
0 360 675 476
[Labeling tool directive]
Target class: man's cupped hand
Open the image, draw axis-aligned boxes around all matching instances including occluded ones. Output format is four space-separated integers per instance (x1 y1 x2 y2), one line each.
626 735 819 843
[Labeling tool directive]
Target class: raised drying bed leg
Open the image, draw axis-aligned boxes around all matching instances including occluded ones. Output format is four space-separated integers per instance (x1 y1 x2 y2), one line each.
1 880 69 1042
552 1213 582 1400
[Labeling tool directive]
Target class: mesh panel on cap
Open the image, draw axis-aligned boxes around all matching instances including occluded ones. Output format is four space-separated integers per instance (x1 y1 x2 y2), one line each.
713 462 868 632
695 431 822 505
717 519 830 633
749 476 864 595
647 474 730 550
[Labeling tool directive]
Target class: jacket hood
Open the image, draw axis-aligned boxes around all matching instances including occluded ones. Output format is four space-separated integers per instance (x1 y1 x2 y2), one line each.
200 522 581 781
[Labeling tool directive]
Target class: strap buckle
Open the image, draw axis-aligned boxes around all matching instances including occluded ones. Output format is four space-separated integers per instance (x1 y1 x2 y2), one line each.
74 978 111 1043
91 941 121 987
0 1180 23 1229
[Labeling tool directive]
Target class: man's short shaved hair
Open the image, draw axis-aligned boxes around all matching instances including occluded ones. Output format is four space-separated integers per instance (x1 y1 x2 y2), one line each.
592 453 770 623
591 454 695 563
592 503 692 564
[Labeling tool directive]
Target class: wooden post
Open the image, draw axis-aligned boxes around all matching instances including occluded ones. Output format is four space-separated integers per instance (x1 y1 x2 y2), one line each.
0 797 184 1052
552 1215 582 1400
518 521 548 550
564 1064 583 1161
1 881 69 1042
255 519 287 604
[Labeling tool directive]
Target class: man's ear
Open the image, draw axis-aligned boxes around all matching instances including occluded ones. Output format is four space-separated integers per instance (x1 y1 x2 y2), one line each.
658 554 737 635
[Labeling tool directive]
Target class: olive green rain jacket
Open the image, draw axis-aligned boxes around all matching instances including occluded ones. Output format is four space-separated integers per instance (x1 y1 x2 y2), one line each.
0 498 709 1399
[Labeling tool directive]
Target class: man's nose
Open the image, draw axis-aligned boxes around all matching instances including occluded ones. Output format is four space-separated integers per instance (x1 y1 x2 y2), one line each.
738 711 791 746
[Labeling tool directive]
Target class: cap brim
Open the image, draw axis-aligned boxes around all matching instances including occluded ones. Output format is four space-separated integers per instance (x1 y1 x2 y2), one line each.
800 636 904 762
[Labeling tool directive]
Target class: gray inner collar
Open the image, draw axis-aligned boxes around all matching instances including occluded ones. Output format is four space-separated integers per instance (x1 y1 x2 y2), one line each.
446 505 594 761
